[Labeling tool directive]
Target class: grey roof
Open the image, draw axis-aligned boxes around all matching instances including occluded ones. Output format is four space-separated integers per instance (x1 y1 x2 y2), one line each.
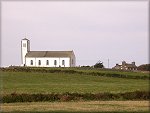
22 38 29 41
124 64 137 68
114 63 137 68
25 51 74 58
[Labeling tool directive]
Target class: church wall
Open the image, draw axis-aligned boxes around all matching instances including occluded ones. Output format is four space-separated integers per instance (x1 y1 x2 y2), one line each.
25 57 70 67
59 58 70 67
71 54 76 67
25 58 36 66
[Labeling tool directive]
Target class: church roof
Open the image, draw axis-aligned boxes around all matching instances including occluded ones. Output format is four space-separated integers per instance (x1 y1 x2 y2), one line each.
123 63 137 68
22 38 29 40
25 51 74 58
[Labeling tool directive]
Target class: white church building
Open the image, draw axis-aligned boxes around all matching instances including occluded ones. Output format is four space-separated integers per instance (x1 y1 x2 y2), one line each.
21 38 76 67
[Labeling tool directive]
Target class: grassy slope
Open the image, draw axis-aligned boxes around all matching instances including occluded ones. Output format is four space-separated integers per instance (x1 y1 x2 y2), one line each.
1 71 149 94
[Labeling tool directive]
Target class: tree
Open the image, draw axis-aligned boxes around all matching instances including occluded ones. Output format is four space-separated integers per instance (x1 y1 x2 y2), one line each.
137 64 150 71
94 61 104 68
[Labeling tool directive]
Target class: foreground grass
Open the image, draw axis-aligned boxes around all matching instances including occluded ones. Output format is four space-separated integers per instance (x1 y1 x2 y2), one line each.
1 111 150 113
1 111 149 113
1 101 149 113
1 71 149 94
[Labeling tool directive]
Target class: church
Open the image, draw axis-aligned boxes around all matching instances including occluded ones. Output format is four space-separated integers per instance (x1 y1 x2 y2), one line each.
21 38 76 67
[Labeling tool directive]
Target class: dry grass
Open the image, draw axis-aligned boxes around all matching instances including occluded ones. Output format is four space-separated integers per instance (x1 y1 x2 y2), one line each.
1 101 149 112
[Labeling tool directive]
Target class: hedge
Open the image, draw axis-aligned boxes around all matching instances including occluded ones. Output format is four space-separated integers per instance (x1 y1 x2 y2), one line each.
1 91 150 103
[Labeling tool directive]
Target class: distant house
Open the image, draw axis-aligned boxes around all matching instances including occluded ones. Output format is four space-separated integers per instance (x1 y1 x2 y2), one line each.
21 38 76 67
113 61 137 71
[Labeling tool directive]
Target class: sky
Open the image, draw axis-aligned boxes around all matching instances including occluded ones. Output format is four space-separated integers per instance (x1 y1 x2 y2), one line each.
1 0 149 68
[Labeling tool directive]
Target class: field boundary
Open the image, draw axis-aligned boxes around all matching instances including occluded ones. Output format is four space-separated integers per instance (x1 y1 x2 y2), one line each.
1 91 150 103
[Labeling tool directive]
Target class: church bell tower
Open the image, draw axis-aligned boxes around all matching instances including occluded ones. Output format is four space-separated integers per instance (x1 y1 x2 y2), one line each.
21 38 30 66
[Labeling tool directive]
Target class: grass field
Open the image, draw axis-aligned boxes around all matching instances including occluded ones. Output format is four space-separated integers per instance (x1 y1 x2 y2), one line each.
0 68 149 113
1 70 149 94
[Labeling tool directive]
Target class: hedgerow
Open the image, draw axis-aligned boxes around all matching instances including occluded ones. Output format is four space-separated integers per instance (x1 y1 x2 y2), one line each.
1 91 150 103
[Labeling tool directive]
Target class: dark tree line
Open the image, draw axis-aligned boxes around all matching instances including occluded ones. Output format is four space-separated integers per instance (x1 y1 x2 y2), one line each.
138 64 150 71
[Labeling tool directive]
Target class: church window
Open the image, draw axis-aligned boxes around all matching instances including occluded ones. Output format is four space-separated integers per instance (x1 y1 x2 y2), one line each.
54 60 57 65
72 59 73 64
46 60 49 65
30 60 33 65
62 60 65 65
38 60 41 65
23 43 26 47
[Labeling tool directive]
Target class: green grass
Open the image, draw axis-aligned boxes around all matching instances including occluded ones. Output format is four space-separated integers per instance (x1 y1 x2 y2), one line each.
29 67 150 78
1 71 149 94
1 69 149 112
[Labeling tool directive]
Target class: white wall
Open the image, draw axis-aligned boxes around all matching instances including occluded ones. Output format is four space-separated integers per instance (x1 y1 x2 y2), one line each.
70 52 76 67
21 39 30 66
25 57 70 67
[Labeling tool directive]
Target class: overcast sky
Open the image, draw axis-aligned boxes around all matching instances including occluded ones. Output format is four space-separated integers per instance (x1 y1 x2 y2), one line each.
1 0 149 68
